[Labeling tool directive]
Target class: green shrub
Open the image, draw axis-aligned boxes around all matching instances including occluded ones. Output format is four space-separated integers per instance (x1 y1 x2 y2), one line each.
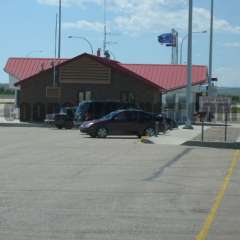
0 87 14 95
232 107 240 113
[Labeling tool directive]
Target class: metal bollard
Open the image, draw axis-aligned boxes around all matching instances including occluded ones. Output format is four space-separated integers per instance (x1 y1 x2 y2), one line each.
224 111 228 142
201 119 204 143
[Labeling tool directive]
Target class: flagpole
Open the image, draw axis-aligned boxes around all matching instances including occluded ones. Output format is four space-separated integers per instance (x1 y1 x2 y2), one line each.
158 32 178 64
184 0 193 129
58 0 62 59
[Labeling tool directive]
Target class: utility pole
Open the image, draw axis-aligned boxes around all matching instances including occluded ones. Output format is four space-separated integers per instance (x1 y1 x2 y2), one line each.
184 0 193 129
103 0 107 55
58 0 62 59
208 0 214 91
55 14 58 59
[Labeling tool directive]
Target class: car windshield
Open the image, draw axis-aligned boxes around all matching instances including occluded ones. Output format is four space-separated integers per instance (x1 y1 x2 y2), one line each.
59 108 67 114
76 102 90 114
100 111 119 120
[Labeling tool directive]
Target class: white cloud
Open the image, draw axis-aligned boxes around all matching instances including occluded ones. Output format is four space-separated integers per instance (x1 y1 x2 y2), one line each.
37 0 240 35
37 0 101 7
63 20 103 32
113 5 240 35
215 67 240 87
223 42 240 48
38 0 186 8
37 0 57 6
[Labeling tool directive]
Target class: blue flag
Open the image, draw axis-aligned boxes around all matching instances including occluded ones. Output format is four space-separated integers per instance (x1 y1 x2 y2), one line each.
158 33 176 47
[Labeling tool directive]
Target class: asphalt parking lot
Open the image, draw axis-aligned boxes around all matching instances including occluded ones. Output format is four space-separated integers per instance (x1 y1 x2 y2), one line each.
0 127 239 240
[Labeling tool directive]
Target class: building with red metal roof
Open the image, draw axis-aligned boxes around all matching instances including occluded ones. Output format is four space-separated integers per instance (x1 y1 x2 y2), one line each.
4 58 67 88
4 53 208 122
5 54 207 91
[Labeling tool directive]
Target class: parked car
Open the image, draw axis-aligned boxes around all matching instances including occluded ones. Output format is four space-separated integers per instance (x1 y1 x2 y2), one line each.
45 107 76 129
45 101 136 129
80 109 167 138
75 101 137 123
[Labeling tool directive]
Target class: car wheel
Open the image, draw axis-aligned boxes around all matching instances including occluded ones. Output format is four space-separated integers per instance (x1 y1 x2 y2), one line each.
89 132 97 138
144 128 155 137
165 122 171 130
137 134 142 138
96 127 108 138
64 121 73 129
160 121 169 132
56 125 63 129
171 120 178 129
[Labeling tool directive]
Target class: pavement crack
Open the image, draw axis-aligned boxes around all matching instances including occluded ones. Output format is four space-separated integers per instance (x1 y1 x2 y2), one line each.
144 148 192 181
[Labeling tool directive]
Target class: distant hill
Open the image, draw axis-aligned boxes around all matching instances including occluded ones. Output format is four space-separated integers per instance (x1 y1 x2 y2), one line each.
217 87 240 96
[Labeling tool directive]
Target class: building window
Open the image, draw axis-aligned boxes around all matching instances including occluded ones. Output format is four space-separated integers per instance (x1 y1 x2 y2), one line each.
120 91 135 103
165 94 176 109
85 91 92 101
79 91 84 103
16 90 21 108
78 90 93 103
178 95 186 110
129 92 135 103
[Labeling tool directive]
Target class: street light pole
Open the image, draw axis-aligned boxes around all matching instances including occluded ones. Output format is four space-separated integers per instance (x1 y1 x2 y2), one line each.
208 0 214 88
68 36 94 55
180 31 207 64
184 0 193 129
180 34 189 64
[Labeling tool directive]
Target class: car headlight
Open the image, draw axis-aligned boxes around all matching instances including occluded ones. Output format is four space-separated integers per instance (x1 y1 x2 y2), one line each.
86 122 94 127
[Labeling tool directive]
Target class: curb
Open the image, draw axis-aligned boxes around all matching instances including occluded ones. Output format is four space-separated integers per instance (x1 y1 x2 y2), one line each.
140 137 154 144
0 122 49 128
182 141 240 149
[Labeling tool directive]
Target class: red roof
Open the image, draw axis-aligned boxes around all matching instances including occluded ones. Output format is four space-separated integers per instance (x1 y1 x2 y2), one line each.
4 57 67 81
121 64 207 91
4 54 208 91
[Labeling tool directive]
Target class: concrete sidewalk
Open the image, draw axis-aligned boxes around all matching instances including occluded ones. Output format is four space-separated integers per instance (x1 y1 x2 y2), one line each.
0 117 20 123
148 123 240 148
149 125 209 145
0 117 47 128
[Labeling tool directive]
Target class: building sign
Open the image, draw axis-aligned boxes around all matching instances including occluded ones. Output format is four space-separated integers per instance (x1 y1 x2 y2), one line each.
200 96 232 113
46 87 61 98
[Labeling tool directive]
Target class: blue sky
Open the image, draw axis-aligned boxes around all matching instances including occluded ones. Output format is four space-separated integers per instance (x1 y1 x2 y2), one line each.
0 0 240 87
